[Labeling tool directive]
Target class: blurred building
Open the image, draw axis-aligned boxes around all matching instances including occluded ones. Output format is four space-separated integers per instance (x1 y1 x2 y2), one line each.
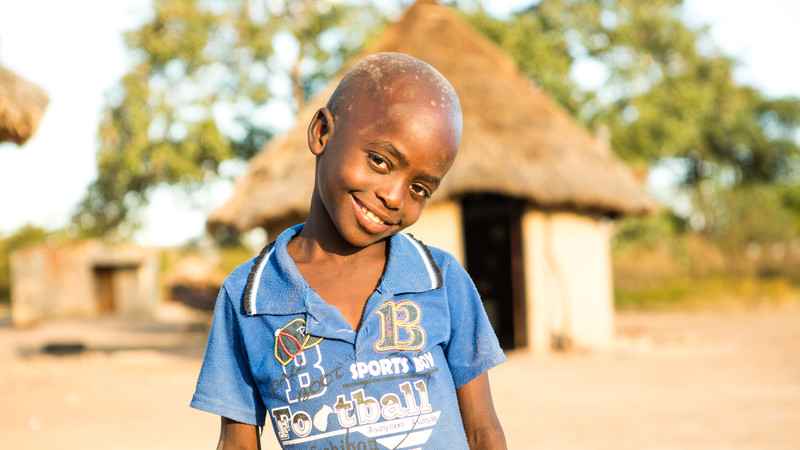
207 0 655 352
10 241 159 326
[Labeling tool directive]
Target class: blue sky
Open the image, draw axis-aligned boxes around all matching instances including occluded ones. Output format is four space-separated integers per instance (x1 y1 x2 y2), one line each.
1 0 798 246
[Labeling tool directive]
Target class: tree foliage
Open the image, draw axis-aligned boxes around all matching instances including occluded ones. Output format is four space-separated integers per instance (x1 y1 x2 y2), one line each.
77 0 800 245
462 0 800 238
73 0 385 237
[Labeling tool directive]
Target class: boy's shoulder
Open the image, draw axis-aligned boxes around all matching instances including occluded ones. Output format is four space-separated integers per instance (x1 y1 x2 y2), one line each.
220 251 263 293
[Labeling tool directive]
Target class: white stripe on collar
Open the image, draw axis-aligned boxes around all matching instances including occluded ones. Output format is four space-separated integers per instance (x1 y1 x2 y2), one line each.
248 245 276 315
400 233 438 291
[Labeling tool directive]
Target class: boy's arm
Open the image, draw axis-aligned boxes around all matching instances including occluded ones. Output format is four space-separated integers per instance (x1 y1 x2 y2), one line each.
456 372 508 450
217 417 262 450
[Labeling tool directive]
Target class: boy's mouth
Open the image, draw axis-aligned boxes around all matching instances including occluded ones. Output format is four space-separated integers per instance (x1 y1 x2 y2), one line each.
352 196 397 229
360 205 385 224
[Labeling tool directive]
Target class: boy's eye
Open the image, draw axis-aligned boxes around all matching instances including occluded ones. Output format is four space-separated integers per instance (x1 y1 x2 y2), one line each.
410 184 431 199
367 153 389 171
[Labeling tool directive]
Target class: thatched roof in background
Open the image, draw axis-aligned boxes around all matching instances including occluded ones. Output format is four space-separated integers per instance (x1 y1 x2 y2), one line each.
0 64 49 146
208 0 655 233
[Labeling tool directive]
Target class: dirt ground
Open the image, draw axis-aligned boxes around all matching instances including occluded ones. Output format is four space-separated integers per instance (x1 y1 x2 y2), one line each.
1 303 799 450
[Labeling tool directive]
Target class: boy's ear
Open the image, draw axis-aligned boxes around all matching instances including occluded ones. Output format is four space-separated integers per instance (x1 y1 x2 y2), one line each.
308 107 334 156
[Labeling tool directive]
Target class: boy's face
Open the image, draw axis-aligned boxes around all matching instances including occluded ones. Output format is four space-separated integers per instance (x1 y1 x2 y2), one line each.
311 79 460 249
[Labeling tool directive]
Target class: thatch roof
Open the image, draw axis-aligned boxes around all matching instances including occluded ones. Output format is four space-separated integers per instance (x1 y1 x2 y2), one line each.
0 64 49 146
208 0 655 233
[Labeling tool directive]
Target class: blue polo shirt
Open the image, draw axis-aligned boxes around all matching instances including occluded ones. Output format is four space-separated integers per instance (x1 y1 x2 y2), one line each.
191 224 506 449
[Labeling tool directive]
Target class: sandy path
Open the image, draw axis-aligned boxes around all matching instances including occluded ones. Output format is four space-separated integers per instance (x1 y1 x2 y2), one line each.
493 307 800 449
1 306 798 449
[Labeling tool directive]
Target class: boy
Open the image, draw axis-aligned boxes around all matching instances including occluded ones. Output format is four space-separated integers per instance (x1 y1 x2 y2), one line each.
191 52 507 449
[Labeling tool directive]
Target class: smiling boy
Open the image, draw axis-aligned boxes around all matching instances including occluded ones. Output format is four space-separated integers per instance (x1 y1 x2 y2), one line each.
191 52 507 449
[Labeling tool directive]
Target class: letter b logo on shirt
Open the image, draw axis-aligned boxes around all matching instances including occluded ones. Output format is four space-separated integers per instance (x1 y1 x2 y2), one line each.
374 300 425 352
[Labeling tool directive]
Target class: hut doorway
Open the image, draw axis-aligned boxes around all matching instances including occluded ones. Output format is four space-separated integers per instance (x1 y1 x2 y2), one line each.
94 267 115 314
461 194 526 349
92 264 139 315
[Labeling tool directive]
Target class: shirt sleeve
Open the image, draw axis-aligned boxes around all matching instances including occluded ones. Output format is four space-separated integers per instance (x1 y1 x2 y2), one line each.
442 256 508 389
190 285 267 426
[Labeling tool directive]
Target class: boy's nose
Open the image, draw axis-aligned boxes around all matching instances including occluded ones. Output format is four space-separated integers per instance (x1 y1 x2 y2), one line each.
375 178 405 210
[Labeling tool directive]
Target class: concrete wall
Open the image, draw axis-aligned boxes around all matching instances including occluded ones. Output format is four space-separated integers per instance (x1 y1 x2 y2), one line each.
404 201 464 264
522 209 614 352
10 243 96 325
10 241 159 326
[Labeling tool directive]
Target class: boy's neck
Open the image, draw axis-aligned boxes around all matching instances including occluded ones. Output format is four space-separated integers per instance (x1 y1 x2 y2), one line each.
288 219 387 266
287 218 389 331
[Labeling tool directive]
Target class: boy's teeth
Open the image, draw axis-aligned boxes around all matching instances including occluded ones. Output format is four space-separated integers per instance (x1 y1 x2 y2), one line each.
361 206 385 224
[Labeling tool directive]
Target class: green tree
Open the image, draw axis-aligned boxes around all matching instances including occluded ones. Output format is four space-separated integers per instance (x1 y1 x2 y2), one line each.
461 0 800 237
78 0 800 244
73 0 386 237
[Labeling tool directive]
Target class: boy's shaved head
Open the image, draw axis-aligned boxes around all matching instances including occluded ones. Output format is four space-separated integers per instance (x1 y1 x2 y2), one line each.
326 52 463 145
304 52 463 249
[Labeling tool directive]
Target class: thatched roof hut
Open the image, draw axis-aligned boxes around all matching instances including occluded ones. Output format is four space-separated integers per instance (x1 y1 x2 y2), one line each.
208 0 655 234
208 0 657 353
0 64 49 146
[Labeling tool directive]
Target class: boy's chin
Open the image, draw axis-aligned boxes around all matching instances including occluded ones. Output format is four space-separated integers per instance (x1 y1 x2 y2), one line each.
341 230 393 249
337 224 402 250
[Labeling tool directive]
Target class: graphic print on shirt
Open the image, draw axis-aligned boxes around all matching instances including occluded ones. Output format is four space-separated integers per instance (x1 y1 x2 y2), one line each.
273 318 331 403
269 302 443 448
271 362 440 448
282 346 330 403
274 318 324 366
374 300 425 353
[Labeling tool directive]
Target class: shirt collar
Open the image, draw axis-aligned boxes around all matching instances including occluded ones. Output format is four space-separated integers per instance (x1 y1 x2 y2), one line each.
379 232 442 295
243 224 442 317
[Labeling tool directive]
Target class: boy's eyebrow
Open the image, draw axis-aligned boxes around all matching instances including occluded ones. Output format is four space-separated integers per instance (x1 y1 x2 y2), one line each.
371 141 408 166
419 173 442 189
370 141 442 188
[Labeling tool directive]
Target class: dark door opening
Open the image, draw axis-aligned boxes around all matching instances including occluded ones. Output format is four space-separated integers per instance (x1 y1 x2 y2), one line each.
461 194 526 349
93 267 115 314
93 264 139 315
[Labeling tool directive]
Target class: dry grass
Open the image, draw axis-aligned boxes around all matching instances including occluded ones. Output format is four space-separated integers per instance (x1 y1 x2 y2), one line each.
613 233 800 310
